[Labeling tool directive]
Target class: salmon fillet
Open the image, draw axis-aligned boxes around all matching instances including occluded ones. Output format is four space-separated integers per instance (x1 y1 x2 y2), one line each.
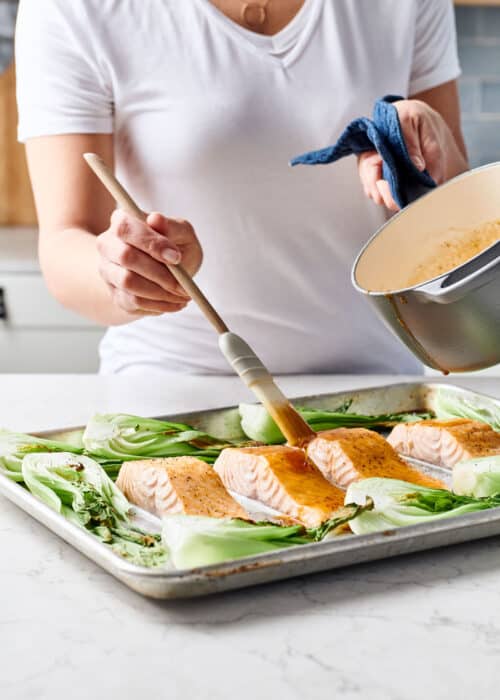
306 427 444 489
214 445 344 528
387 418 500 469
116 457 248 519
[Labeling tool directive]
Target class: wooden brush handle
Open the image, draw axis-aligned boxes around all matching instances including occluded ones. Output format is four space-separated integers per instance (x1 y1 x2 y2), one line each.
84 154 312 445
219 332 315 445
83 153 228 335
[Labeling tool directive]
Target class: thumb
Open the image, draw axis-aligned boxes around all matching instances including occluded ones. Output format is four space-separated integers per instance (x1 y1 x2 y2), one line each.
147 211 170 236
146 212 182 264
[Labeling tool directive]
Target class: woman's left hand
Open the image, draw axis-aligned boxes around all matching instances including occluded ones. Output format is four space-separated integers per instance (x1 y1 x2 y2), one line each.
357 99 467 212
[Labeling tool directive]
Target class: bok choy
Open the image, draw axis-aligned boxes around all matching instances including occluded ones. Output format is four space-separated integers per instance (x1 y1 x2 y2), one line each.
83 413 234 463
162 502 371 569
22 452 167 567
346 477 500 535
239 402 431 444
0 428 123 482
434 388 500 431
453 456 500 498
0 429 83 482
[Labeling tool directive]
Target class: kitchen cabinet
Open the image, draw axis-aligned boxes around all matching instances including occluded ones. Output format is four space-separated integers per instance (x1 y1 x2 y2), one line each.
0 228 104 372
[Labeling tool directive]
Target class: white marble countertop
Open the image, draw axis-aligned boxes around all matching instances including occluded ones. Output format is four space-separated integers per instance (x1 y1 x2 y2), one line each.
2 373 500 700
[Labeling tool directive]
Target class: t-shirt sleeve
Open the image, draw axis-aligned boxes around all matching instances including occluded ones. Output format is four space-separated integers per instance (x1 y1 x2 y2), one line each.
15 0 113 142
409 0 461 96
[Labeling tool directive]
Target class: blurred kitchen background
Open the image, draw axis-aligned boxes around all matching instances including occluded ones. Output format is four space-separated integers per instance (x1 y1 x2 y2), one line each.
0 0 499 373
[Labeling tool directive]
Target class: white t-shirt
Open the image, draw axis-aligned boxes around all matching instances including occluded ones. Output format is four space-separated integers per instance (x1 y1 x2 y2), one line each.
16 0 460 375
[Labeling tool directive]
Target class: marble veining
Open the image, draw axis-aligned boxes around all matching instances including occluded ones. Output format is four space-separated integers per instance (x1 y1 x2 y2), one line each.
2 374 500 700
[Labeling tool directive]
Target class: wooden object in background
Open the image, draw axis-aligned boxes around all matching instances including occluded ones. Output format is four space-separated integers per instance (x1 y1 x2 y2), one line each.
0 62 37 226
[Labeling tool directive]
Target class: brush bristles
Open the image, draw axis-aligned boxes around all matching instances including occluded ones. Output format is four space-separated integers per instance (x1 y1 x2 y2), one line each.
251 381 314 445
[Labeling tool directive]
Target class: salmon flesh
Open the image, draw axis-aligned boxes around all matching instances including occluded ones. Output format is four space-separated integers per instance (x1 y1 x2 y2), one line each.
387 418 500 468
307 427 444 489
214 445 345 528
116 456 248 519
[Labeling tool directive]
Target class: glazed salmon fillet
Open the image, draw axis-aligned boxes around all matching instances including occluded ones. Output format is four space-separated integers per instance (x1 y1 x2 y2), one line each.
214 445 344 527
306 427 444 489
116 457 248 519
387 418 500 469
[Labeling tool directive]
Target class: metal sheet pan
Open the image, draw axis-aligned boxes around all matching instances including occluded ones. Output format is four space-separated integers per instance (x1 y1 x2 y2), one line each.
2 381 500 599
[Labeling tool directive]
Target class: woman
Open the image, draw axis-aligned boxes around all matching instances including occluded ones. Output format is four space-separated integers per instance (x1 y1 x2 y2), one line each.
16 0 468 375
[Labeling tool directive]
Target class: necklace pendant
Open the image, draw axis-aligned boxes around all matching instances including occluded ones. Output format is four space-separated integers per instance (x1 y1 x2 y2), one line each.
241 3 267 28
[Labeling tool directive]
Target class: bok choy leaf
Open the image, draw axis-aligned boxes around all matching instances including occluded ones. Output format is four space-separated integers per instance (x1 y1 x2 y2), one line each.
22 452 167 568
434 388 500 431
453 456 500 498
0 429 83 482
0 429 121 482
162 502 371 569
239 403 431 444
346 477 500 535
83 413 235 463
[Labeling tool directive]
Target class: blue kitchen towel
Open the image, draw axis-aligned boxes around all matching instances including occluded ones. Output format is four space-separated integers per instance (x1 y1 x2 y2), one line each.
290 95 436 208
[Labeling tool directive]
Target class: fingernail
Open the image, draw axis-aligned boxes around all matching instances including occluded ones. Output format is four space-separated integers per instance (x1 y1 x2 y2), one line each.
162 249 181 264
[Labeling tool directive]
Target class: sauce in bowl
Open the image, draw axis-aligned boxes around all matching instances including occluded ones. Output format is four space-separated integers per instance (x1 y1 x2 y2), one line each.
407 220 500 287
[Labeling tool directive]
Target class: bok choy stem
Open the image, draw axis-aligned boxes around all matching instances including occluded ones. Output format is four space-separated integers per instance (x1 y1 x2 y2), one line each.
346 477 500 535
162 501 372 569
82 413 239 463
239 403 432 443
22 452 168 568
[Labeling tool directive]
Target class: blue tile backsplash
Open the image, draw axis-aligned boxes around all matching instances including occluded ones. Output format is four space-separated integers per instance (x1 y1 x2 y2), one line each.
0 0 16 72
456 6 500 167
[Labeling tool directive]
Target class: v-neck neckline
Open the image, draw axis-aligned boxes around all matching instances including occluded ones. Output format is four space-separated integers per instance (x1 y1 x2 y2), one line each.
194 0 323 67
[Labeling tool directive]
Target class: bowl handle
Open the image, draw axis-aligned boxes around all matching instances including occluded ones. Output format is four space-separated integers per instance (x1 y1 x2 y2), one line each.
416 242 500 304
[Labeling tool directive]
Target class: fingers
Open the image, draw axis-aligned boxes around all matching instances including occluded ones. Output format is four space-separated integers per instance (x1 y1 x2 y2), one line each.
97 209 203 317
100 260 189 305
360 99 456 212
419 139 445 184
97 211 192 316
147 212 194 246
375 180 399 212
111 209 181 265
147 212 203 278
100 211 191 298
110 287 188 315
404 133 426 172
100 261 188 315
97 232 189 300
358 151 400 209
357 151 384 205
394 100 426 172
395 99 451 184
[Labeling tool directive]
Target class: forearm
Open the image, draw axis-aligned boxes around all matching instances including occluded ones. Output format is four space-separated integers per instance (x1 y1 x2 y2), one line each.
39 227 136 326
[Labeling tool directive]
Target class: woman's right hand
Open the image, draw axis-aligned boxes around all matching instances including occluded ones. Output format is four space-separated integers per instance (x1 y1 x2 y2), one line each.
97 210 203 317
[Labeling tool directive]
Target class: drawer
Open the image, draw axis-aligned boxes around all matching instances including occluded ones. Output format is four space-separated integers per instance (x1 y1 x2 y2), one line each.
0 273 101 328
0 328 104 372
